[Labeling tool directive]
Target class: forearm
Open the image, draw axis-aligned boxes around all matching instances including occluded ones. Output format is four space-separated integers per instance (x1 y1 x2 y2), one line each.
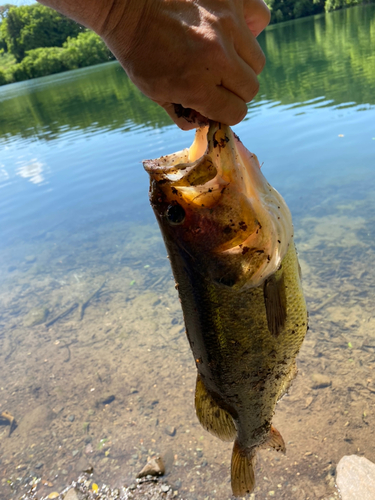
36 0 128 35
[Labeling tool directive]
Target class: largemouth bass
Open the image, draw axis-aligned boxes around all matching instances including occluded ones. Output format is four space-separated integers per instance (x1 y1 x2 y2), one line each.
143 123 308 496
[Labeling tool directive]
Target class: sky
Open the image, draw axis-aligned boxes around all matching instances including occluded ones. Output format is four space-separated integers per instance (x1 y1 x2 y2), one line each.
9 0 37 5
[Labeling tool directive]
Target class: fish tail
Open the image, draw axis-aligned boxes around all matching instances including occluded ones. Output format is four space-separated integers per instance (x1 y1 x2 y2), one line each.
231 439 256 497
231 426 286 496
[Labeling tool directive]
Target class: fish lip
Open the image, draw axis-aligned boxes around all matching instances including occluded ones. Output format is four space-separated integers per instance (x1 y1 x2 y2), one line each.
143 125 210 178
143 155 190 178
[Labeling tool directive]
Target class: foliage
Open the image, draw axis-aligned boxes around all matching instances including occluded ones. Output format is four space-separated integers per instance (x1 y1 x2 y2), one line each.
11 46 68 80
0 32 6 52
324 0 363 11
62 31 114 68
1 3 82 62
264 0 325 23
0 66 6 85
0 4 14 21
0 50 15 71
263 0 375 21
7 31 114 82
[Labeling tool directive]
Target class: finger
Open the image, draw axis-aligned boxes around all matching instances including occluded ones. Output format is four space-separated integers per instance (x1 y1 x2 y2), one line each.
243 0 271 37
182 86 248 126
156 102 209 131
221 52 261 103
234 20 266 75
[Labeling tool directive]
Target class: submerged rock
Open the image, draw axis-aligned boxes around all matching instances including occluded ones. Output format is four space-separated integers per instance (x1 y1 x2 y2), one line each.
164 425 176 437
311 373 331 388
17 405 54 435
336 455 375 500
24 306 49 326
137 456 165 478
95 394 116 406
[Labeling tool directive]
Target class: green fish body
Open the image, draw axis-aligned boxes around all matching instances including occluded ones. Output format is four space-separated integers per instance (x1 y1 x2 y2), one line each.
144 123 308 496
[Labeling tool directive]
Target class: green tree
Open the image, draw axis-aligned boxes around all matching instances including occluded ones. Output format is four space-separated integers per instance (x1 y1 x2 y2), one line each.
11 46 67 80
0 67 6 84
265 0 325 23
324 0 363 11
62 31 114 69
2 3 82 62
0 4 15 52
0 30 7 52
8 31 113 82
0 4 14 21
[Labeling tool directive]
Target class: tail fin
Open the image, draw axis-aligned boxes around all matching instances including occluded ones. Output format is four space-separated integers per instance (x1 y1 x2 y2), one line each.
231 439 256 497
231 426 286 496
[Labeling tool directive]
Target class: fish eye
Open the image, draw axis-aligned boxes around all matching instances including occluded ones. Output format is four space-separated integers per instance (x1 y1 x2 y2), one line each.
166 204 185 225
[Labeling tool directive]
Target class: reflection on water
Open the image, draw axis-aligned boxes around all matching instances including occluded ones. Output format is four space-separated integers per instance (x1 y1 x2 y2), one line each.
0 5 375 500
16 158 45 185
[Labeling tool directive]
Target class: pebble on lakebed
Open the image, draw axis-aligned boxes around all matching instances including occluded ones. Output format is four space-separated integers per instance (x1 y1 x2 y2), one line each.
21 472 182 500
137 456 165 478
311 373 332 389
164 425 176 437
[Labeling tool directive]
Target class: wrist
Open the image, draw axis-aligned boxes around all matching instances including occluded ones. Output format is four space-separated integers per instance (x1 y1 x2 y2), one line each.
37 0 136 40
96 0 153 62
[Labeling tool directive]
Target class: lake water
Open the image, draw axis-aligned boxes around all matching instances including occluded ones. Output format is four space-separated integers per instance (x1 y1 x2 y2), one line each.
1 5 375 500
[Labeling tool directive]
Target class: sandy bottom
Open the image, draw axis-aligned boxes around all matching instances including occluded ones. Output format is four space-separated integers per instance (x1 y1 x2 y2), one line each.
1 190 375 500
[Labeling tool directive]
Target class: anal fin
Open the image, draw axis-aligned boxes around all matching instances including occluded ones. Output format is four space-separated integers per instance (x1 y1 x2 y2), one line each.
195 373 236 442
231 439 256 497
260 425 286 453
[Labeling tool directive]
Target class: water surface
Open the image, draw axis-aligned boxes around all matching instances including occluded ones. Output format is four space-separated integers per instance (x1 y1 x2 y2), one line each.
0 5 375 499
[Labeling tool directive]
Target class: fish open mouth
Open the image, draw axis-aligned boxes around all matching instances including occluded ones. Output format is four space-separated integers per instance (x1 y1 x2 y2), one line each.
144 123 294 288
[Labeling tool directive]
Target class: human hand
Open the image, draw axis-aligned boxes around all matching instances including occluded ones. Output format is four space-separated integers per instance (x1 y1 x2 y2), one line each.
37 0 270 129
98 0 270 129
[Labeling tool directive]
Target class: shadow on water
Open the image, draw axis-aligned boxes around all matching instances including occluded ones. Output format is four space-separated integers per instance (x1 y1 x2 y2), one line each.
0 5 375 500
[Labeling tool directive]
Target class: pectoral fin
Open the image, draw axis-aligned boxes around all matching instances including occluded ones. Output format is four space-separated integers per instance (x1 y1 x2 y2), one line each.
263 271 287 338
195 373 236 442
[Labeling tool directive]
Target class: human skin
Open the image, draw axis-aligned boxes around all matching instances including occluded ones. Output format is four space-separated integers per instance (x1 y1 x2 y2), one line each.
37 0 270 129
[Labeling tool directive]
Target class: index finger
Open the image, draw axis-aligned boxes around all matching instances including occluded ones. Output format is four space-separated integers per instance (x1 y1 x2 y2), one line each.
181 85 248 126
